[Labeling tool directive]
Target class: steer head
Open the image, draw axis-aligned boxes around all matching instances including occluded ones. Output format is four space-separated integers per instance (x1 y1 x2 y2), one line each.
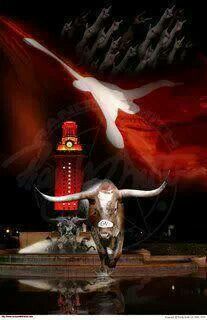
88 181 120 241
36 176 168 231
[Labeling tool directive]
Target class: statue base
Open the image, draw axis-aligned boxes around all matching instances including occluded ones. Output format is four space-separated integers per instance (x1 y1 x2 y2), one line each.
0 251 202 278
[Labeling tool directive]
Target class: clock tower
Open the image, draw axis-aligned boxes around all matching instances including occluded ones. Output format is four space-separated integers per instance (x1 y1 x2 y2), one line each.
54 121 85 212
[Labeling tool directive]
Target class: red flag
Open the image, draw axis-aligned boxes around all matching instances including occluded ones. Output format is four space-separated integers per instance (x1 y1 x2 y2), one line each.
0 17 79 154
116 66 207 186
1 17 207 188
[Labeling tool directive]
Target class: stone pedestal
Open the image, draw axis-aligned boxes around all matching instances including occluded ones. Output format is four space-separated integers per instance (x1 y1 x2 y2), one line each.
191 256 206 268
137 249 151 262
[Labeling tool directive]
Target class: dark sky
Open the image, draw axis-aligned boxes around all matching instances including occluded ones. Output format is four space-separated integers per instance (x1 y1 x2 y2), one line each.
0 0 206 243
0 0 205 51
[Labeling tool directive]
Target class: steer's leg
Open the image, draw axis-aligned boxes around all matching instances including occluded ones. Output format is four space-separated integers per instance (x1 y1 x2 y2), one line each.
107 232 124 268
114 231 124 265
91 227 108 273
98 252 108 273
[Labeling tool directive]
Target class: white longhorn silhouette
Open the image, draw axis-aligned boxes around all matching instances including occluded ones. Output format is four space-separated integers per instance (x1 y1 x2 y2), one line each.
24 38 181 149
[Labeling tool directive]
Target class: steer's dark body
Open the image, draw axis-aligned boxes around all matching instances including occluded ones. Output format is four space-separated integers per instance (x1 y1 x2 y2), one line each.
88 183 124 270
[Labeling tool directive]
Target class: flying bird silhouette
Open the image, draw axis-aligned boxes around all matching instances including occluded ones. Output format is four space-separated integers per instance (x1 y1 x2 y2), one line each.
24 38 180 149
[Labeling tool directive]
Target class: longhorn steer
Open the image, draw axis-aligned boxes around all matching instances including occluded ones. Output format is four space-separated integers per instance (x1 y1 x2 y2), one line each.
36 178 168 272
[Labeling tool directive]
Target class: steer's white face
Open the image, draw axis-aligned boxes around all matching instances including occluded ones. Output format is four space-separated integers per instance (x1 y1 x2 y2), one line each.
98 191 114 214
95 189 118 240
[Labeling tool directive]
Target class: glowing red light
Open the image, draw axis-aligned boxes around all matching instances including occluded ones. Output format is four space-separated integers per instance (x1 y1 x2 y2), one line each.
54 121 84 211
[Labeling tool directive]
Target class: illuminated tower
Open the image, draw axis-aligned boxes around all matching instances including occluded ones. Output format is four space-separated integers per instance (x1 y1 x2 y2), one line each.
54 121 84 212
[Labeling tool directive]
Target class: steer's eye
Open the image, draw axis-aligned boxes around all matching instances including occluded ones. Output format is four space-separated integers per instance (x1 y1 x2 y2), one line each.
89 199 95 205
92 208 99 216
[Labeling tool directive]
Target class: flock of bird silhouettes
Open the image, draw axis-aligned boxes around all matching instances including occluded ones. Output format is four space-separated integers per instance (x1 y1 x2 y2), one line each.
61 5 192 74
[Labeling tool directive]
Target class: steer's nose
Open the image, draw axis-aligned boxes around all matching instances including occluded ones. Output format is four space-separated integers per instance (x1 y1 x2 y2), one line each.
100 231 110 239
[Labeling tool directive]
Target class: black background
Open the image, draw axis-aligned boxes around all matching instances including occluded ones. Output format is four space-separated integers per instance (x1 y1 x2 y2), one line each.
0 0 206 243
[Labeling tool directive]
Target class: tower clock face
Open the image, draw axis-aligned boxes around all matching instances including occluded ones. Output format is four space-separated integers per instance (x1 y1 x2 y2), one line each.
66 140 74 148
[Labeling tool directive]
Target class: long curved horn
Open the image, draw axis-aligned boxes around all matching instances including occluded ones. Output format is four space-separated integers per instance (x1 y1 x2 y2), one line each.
118 172 169 198
35 187 95 202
